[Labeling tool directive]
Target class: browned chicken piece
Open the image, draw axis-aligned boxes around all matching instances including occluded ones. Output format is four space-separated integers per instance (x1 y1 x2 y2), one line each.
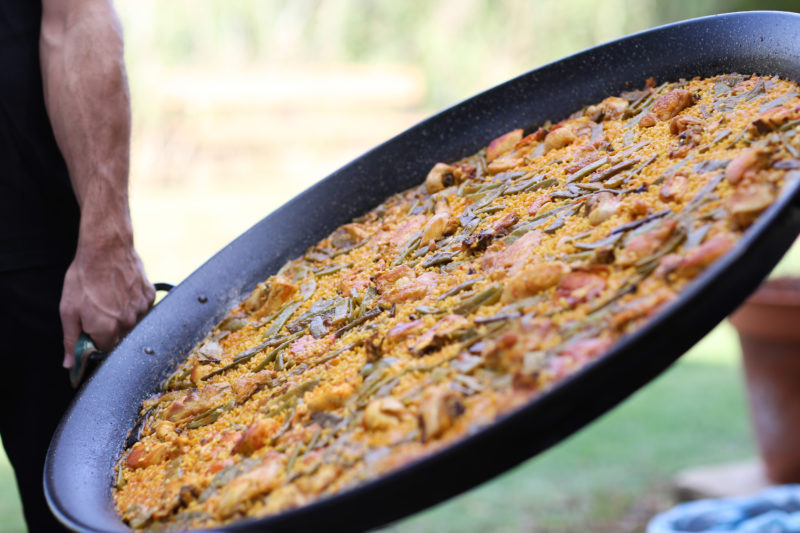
544 124 578 152
386 319 424 342
375 265 415 293
412 314 471 354
673 233 736 279
329 223 370 249
639 89 696 128
512 128 546 151
377 214 427 249
612 288 675 330
215 454 284 519
486 212 520 237
305 381 355 412
126 440 176 469
231 370 275 404
486 129 524 162
587 192 621 225
556 270 607 304
383 271 440 303
725 148 771 185
586 96 629 121
421 212 455 245
425 163 464 193
163 383 231 425
751 105 799 133
668 115 705 158
726 182 777 228
363 397 408 430
527 194 552 216
483 317 557 373
287 335 334 363
616 219 678 267
482 230 544 277
252 276 298 320
417 387 465 441
659 173 689 202
232 418 282 456
339 269 371 293
501 262 570 303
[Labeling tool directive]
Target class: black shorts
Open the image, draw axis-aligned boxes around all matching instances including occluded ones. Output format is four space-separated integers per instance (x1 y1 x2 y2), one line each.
0 262 75 532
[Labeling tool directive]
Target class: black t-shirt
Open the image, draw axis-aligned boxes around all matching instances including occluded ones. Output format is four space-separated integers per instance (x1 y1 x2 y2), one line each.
0 1 80 271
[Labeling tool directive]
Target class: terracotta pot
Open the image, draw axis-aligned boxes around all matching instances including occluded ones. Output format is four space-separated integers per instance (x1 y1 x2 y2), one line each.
730 277 800 484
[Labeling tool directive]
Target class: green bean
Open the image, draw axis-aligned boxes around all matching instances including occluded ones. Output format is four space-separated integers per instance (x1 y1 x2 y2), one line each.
453 284 502 315
572 232 623 251
309 342 357 368
334 306 383 338
251 330 306 372
263 301 303 338
589 158 639 182
437 277 483 301
567 156 608 183
782 134 800 159
393 231 422 266
698 129 732 153
422 250 459 268
313 262 352 277
187 400 235 429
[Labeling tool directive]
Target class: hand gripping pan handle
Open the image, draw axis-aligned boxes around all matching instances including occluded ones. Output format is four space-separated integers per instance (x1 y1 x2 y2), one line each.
70 282 174 388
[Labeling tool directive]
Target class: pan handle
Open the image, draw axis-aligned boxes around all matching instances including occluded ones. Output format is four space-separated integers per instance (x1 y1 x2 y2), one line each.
69 282 174 388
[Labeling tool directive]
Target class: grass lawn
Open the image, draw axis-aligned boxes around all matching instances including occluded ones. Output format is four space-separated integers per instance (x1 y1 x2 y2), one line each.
0 321 752 532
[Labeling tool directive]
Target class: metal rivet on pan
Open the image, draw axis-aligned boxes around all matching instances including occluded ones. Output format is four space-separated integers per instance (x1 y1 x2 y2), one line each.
198 295 208 303
144 347 154 355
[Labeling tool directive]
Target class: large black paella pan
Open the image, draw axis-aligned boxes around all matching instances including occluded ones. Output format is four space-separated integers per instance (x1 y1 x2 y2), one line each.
46 11 800 532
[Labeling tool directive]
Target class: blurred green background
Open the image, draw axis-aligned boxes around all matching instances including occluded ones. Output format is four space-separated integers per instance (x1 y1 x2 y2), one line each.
5 1 800 531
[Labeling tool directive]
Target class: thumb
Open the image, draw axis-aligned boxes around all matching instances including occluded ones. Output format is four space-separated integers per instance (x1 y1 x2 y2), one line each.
60 304 81 369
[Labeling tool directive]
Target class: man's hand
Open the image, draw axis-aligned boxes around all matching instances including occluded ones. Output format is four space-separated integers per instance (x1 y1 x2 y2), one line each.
41 0 155 368
60 234 154 368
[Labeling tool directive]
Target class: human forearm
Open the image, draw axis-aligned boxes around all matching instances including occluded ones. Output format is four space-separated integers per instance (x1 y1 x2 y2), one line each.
40 0 132 240
40 0 154 368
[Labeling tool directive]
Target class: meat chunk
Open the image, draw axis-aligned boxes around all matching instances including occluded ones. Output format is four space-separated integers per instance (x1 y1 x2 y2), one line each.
725 148 770 185
639 89 696 128
363 397 408 430
418 387 465 441
486 129 524 162
725 182 777 228
126 440 176 469
305 381 355 412
674 233 736 279
232 417 282 456
425 163 464 193
231 370 274 404
383 271 439 304
216 454 284 519
544 125 577 152
501 262 570 303
556 270 607 304
412 314 471 354
251 276 298 320
659 173 689 202
482 230 544 278
751 105 799 133
616 219 678 267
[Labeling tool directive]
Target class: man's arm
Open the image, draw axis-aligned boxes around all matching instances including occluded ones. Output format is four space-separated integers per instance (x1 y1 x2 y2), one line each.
40 0 154 368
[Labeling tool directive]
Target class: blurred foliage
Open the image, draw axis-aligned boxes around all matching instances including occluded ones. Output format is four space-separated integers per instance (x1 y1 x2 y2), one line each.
118 0 799 109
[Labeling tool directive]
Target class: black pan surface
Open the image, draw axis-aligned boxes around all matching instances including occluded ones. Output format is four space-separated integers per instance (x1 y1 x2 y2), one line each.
45 11 800 533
